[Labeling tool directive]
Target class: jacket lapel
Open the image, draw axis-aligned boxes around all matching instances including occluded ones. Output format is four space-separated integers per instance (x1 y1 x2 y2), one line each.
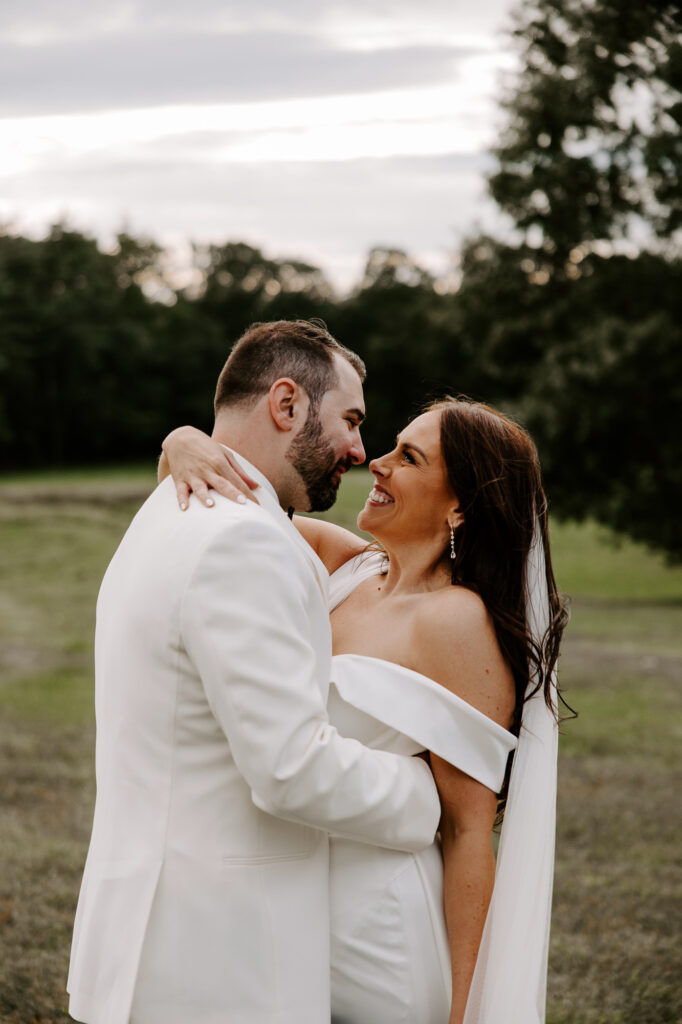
222 447 330 605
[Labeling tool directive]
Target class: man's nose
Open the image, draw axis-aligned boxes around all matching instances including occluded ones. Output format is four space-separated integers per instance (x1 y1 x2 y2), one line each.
349 435 366 466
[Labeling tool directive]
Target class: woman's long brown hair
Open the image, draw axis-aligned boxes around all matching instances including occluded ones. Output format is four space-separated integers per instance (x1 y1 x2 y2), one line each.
428 397 570 819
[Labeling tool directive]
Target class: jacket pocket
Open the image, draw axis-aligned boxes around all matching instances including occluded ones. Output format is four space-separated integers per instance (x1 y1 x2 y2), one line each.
223 814 322 864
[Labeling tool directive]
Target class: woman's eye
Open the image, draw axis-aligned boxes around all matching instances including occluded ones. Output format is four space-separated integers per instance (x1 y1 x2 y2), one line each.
400 450 415 464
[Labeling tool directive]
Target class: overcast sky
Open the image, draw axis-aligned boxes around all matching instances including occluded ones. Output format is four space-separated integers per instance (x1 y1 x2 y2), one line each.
0 0 517 290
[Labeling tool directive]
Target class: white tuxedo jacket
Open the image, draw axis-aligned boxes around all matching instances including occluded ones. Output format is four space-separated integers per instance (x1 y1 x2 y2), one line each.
67 461 440 1024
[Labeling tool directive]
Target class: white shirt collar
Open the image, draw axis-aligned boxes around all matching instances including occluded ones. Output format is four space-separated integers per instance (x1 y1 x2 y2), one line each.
219 444 329 600
219 445 281 509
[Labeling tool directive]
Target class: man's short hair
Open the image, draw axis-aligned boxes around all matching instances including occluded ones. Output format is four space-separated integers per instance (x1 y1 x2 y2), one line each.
214 320 366 415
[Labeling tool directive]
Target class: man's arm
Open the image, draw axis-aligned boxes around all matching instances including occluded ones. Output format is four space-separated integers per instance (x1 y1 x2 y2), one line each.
181 512 440 852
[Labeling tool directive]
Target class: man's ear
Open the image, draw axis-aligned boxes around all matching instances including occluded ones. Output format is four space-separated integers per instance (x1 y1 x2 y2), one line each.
267 378 309 432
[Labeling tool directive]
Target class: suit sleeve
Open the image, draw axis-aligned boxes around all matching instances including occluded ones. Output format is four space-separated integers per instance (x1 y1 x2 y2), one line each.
180 514 440 852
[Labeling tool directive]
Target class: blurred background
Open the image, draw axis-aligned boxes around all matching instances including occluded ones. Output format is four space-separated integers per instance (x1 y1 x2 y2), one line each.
1 2 680 1022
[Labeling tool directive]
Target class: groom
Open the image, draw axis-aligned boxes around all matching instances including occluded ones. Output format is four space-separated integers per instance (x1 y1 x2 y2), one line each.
67 320 440 1024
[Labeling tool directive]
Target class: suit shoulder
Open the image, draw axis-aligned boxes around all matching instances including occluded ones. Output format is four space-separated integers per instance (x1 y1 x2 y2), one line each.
187 496 307 576
137 481 309 584
148 480 283 543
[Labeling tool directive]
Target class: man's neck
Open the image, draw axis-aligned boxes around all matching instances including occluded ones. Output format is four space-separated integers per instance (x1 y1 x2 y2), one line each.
212 422 295 510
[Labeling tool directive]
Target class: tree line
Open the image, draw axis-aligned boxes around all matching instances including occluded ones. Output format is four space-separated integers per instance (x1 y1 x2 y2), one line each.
1 0 680 560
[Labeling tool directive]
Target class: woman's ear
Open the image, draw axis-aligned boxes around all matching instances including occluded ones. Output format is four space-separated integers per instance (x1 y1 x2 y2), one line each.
448 509 465 531
267 378 309 432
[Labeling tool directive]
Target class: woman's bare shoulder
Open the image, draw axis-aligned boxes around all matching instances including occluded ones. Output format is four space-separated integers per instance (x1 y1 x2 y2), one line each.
411 586 515 727
413 585 492 645
292 515 367 574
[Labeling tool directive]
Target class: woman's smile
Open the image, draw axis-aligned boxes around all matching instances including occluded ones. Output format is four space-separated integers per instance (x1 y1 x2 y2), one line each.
367 484 394 507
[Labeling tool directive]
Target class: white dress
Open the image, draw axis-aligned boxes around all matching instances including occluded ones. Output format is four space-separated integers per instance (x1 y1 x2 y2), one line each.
327 554 518 1024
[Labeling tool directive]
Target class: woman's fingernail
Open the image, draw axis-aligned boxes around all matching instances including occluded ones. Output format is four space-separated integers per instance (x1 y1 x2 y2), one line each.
180 502 187 511
206 498 214 507
237 494 247 505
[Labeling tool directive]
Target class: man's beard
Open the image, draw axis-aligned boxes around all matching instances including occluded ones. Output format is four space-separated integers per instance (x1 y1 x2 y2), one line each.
286 410 349 512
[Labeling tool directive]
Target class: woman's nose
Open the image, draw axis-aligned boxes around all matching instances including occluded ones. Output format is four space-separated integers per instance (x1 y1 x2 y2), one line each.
369 455 388 477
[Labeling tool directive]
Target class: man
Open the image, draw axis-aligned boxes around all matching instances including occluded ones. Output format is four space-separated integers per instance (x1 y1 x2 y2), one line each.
67 320 440 1024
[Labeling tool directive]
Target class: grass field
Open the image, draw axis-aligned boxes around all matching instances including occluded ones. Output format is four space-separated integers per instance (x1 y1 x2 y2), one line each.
1 466 680 1024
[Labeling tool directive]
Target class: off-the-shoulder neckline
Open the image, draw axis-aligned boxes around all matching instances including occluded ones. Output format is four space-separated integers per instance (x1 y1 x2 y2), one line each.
332 651 516 743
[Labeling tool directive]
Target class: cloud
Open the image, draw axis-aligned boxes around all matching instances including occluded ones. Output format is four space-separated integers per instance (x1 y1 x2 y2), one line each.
1 0 512 42
0 150 499 288
0 32 481 116
0 1 514 287
0 73 502 179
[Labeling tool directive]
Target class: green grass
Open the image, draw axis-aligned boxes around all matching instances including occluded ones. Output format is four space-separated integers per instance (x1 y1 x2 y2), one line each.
549 518 682 604
1 466 681 1024
0 462 156 487
0 669 95 726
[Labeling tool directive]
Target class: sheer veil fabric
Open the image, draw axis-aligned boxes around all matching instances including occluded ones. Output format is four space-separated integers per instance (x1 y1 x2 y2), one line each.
463 522 559 1024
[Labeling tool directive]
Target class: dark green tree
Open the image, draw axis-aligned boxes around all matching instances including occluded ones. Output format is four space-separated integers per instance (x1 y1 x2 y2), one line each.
490 0 681 268
161 241 335 433
194 241 334 326
522 253 682 560
0 233 340 469
0 226 164 467
330 249 474 457
455 0 682 558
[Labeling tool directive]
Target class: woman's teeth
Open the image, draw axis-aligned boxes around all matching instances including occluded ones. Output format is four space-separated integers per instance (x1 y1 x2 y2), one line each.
369 488 393 505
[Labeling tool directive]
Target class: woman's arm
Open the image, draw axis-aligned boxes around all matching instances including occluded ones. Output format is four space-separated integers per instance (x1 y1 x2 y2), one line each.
292 516 367 574
409 592 515 1021
160 426 259 507
431 759 498 1024
160 425 367 574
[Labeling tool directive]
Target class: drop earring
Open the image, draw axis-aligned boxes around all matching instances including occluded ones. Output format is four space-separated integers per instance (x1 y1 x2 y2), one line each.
449 525 456 562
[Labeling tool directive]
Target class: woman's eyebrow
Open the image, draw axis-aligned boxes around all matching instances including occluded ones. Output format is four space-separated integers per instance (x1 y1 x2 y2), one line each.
396 437 429 463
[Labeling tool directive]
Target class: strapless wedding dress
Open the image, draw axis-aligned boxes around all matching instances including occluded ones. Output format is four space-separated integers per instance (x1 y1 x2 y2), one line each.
327 554 518 1024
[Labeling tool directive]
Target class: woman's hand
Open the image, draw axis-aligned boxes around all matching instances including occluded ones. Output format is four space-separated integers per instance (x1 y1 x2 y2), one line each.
160 426 260 510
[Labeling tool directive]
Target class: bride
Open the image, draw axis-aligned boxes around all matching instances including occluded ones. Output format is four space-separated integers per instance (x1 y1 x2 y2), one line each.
161 396 567 1024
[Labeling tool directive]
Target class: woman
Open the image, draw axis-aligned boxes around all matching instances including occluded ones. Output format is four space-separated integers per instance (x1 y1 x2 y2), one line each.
161 396 567 1024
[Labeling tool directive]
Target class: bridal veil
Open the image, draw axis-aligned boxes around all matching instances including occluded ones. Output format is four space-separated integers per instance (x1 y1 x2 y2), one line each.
463 521 559 1024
